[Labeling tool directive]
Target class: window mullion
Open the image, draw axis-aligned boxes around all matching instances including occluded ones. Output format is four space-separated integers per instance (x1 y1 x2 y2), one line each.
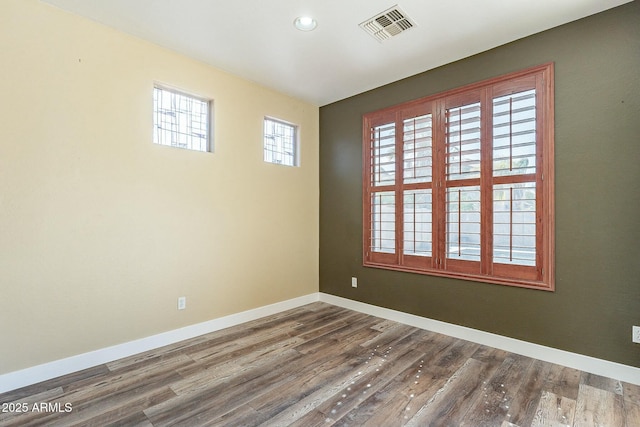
395 112 404 266
432 99 447 269
480 87 494 276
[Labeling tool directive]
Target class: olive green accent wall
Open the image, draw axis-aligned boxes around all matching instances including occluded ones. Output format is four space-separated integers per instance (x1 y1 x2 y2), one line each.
319 1 640 367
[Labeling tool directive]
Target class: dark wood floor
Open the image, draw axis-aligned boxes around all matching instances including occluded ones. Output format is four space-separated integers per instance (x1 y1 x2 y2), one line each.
1 303 639 426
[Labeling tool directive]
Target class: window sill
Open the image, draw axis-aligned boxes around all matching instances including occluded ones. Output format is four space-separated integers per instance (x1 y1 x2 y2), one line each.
363 261 554 291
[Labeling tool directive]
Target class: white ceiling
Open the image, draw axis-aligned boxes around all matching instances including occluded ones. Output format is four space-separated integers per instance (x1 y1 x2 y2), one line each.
42 0 631 106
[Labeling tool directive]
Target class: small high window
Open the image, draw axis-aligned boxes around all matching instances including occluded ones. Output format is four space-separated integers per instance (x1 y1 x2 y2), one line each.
264 117 298 166
153 85 212 152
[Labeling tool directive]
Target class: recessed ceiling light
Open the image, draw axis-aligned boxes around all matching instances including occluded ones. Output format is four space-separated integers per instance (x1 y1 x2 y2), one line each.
294 16 317 31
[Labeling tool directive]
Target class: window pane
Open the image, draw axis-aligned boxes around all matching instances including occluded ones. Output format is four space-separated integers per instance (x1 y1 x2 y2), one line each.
153 86 210 152
371 123 396 186
403 114 432 184
446 186 481 261
404 190 432 257
446 102 481 181
371 191 395 253
493 89 536 176
264 118 298 166
493 182 536 266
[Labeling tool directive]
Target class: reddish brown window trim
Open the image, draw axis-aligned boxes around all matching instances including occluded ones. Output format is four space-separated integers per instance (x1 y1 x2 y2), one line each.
363 63 555 291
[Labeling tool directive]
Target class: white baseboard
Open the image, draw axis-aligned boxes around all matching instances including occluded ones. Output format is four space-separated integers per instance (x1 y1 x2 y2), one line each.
2 291 638 394
0 293 320 394
319 293 640 386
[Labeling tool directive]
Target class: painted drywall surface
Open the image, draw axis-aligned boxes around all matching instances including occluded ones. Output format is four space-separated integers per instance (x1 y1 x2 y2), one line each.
0 0 319 374
320 2 640 367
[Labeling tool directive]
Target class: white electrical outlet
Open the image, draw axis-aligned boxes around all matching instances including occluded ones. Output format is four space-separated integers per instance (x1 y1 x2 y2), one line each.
633 326 640 343
351 277 358 288
178 296 186 310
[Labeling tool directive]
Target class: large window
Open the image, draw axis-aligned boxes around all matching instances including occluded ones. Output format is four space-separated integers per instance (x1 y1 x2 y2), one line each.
363 64 554 290
153 84 212 152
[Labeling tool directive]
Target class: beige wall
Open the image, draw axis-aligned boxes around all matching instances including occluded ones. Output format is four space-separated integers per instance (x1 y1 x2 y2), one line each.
0 0 319 374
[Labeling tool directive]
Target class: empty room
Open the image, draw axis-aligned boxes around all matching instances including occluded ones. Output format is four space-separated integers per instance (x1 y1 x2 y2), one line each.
1 0 639 425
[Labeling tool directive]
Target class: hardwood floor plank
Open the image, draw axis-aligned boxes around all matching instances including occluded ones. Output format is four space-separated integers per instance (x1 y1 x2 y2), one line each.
332 380 414 427
146 370 292 425
57 354 189 405
332 336 479 427
101 411 153 427
624 400 640 427
460 353 535 426
193 334 305 371
397 339 481 409
505 360 554 427
144 349 303 425
0 387 64 426
0 387 65 424
64 387 175 427
199 402 269 427
293 314 379 355
471 344 509 365
311 349 424 421
184 319 316 364
248 347 370 417
0 365 109 402
544 364 581 401
581 371 624 395
404 357 495 426
574 383 625 427
0 385 176 427
530 390 576 427
622 380 640 404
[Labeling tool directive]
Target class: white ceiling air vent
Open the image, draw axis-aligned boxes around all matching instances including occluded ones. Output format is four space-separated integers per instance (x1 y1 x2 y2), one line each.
359 5 416 42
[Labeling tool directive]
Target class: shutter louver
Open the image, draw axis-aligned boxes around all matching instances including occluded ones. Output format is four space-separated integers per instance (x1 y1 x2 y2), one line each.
403 114 433 184
493 90 536 176
371 123 396 186
446 186 481 261
493 183 536 266
404 190 432 257
371 192 396 253
446 103 481 181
